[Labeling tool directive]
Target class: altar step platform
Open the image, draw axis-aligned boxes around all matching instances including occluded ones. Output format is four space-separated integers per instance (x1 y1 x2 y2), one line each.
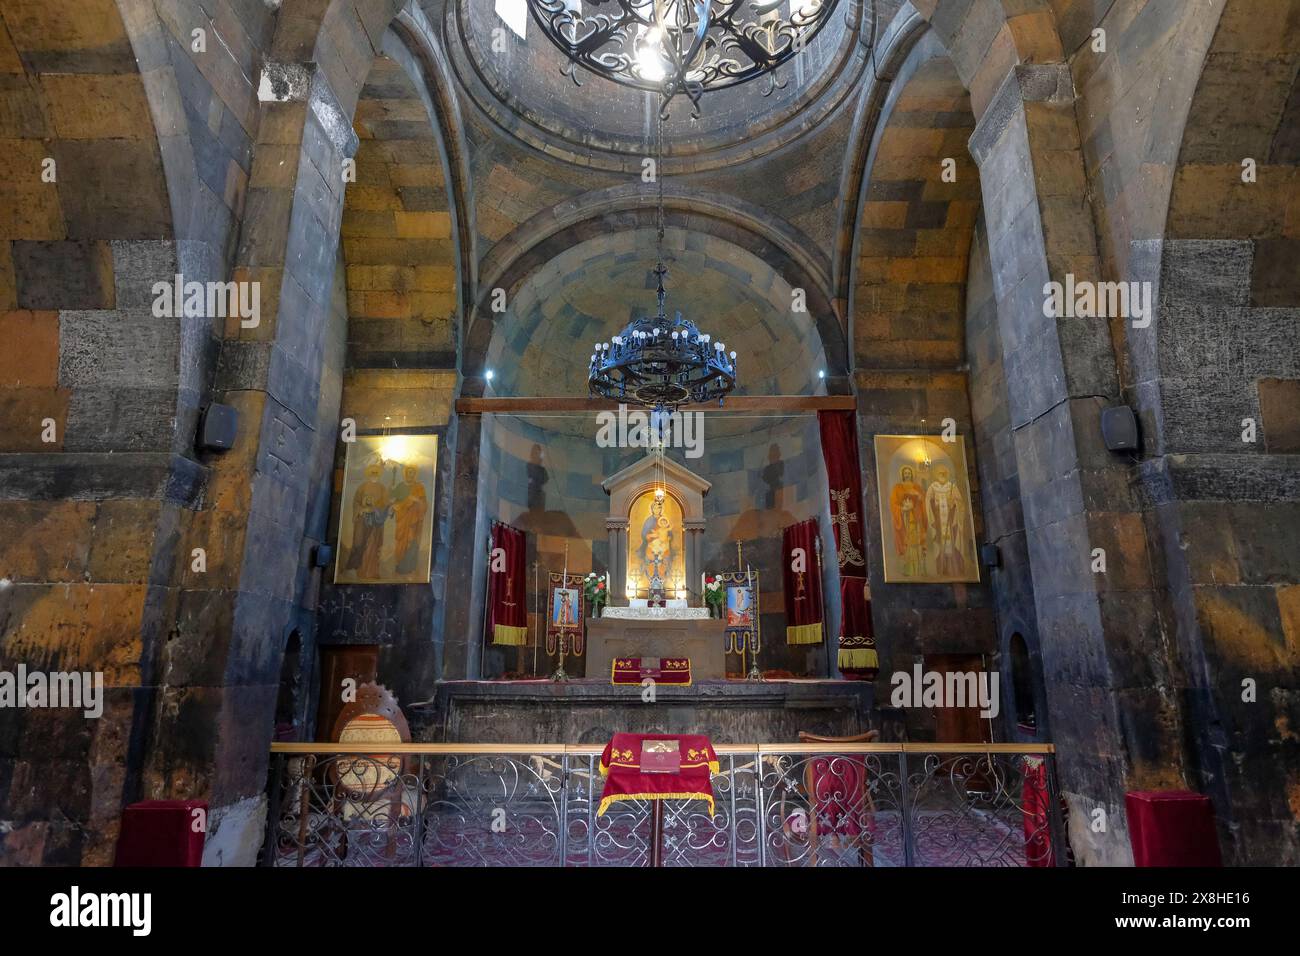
412 678 874 746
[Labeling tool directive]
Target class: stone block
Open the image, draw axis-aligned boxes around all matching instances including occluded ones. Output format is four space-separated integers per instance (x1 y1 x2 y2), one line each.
51 140 171 240
1194 584 1292 678
40 74 154 140
0 581 146 683
12 240 114 310
0 310 57 387
0 500 95 582
0 386 69 451
87 499 162 584
1259 378 1300 453
1252 239 1300 307
58 310 180 387
64 387 177 452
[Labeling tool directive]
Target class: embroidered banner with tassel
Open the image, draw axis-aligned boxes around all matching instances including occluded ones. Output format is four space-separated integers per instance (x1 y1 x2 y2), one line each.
486 522 527 645
817 410 879 680
782 517 824 645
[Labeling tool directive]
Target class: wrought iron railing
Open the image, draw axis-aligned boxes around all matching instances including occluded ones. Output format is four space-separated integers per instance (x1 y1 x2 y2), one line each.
261 743 1066 867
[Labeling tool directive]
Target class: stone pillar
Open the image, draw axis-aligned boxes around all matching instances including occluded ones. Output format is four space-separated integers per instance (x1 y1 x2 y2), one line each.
606 518 628 602
967 64 1183 864
442 410 489 678
685 520 706 603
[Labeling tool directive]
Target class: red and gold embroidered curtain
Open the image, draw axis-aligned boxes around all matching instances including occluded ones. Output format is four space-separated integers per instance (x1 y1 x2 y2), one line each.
817 410 879 680
486 522 527 646
782 517 824 645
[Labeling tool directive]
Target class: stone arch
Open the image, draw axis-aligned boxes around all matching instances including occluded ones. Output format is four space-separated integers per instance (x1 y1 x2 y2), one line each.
0 0 178 455
0 0 234 867
844 2 1175 866
464 185 845 395
1001 622 1049 742
137 0 475 865
341 52 460 371
1148 0 1300 455
838 24 996 740
845 32 981 374
912 0 1067 113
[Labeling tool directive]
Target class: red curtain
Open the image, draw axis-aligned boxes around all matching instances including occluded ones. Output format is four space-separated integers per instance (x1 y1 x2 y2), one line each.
486 522 527 646
782 518 824 645
817 410 878 680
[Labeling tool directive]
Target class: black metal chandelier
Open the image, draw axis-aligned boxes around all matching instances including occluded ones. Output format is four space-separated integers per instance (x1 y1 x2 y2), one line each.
587 261 737 410
527 0 843 115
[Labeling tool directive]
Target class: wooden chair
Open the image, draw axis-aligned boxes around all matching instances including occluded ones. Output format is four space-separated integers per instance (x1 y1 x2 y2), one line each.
328 683 415 862
795 730 879 866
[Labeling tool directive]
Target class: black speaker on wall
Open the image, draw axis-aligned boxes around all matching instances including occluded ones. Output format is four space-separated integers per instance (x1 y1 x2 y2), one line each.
1100 405 1140 453
197 402 239 453
980 543 1001 569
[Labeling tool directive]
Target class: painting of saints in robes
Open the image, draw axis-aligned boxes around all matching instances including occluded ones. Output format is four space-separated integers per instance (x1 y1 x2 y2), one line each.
335 434 437 584
889 464 926 578
874 435 979 583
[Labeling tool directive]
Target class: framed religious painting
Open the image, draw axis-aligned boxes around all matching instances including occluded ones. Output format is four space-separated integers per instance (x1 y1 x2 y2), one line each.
713 569 760 676
335 434 438 585
546 572 586 657
873 434 980 584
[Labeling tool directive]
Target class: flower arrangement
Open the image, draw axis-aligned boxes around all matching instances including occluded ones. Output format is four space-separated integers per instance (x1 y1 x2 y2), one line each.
584 572 609 617
704 575 724 619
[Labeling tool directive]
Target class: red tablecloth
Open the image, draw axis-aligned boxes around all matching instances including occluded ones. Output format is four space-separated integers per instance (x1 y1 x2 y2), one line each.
1126 790 1222 866
611 657 691 686
598 733 719 817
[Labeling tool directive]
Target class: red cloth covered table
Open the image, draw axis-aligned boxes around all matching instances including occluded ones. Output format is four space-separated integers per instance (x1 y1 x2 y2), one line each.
598 733 719 817
610 657 692 686
114 800 207 867
1125 790 1222 866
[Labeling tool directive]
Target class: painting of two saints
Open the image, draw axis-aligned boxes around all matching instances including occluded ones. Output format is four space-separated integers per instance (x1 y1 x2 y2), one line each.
335 435 438 584
874 435 980 584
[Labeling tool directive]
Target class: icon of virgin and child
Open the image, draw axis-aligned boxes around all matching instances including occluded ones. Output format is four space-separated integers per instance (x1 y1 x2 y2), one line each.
632 491 682 595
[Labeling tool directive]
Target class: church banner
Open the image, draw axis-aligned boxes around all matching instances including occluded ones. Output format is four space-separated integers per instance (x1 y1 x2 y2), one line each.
486 522 527 645
546 572 586 657
782 518 824 645
817 410 879 680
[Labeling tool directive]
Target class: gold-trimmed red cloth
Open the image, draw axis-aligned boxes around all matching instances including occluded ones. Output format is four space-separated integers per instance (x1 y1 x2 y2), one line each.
610 657 692 686
597 733 719 817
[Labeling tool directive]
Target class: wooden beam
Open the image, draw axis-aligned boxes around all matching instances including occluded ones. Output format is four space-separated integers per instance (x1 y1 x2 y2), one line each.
454 395 856 415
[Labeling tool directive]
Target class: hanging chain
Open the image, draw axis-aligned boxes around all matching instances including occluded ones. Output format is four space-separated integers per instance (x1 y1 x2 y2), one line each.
656 109 665 253
654 108 667 320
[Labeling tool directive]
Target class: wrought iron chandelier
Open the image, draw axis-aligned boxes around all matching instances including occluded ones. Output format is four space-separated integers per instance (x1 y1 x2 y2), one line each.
527 0 843 116
588 119 738 411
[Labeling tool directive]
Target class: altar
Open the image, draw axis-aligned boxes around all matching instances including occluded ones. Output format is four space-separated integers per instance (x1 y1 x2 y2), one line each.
587 605 728 680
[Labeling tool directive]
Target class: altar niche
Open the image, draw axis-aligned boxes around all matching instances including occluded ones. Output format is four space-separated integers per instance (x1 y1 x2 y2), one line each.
602 452 711 607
